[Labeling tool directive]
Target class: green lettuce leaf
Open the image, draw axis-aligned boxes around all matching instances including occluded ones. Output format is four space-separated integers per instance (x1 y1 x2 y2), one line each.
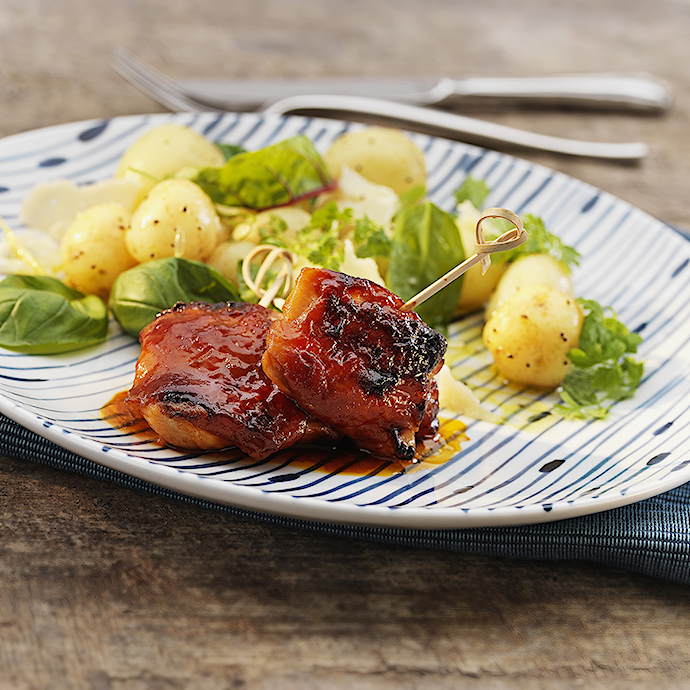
109 257 240 338
399 184 427 208
193 135 333 210
387 201 465 329
0 275 108 354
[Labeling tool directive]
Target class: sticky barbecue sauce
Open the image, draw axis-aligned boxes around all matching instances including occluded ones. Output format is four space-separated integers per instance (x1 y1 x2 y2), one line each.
101 392 467 476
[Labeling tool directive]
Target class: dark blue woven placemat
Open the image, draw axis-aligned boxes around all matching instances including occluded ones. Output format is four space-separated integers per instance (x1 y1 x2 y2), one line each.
2 413 689 584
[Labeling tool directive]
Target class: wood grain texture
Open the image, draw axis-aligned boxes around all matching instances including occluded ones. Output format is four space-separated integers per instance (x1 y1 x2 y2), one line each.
1 0 690 687
3 456 690 690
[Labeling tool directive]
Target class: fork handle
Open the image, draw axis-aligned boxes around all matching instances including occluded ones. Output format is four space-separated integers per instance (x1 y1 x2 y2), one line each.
437 73 672 110
263 94 648 160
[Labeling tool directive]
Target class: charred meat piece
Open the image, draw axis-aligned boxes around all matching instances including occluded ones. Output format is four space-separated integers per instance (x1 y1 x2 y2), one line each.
418 379 441 441
262 268 447 462
126 301 339 460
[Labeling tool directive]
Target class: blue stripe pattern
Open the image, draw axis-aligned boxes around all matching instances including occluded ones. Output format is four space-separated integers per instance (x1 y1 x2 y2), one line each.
0 112 689 529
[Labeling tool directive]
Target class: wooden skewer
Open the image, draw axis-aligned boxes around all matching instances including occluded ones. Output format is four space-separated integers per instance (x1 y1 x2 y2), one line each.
244 207 526 313
400 207 528 313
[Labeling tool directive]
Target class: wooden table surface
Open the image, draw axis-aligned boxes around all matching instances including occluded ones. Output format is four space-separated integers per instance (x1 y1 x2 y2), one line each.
2 1 690 687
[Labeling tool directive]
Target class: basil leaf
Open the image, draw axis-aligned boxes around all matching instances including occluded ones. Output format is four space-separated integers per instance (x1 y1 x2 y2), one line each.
193 135 333 210
109 257 241 337
0 275 108 354
386 201 465 329
0 274 83 300
399 184 426 208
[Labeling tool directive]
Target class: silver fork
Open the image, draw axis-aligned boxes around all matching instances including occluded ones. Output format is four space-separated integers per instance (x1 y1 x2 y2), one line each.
110 46 649 161
111 46 221 113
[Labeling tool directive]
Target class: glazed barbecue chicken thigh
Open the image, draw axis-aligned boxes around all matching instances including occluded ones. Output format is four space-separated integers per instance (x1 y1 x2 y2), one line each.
262 267 446 462
126 301 339 460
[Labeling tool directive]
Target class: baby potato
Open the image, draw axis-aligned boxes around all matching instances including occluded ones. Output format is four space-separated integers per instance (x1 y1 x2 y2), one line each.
323 126 426 195
483 284 583 389
116 124 225 205
485 253 574 319
60 202 137 298
457 261 506 315
126 179 222 263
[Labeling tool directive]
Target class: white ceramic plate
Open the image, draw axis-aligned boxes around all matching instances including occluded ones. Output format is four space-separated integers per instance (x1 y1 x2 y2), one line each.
0 112 689 529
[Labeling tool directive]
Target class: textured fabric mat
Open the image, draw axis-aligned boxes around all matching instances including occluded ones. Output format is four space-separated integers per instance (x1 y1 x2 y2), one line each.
2 413 688 584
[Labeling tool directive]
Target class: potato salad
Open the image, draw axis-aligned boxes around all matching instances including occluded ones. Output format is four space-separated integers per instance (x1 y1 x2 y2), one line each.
0 123 643 421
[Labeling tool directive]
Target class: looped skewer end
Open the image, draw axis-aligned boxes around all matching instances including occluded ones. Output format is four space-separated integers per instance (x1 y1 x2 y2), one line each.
400 207 527 313
241 244 295 309
475 207 527 275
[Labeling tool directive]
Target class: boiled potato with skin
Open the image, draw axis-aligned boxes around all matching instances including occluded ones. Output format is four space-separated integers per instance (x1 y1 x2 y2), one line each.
483 284 583 389
60 202 137 298
485 253 573 319
323 127 426 195
116 124 225 205
126 179 222 263
457 261 506 315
